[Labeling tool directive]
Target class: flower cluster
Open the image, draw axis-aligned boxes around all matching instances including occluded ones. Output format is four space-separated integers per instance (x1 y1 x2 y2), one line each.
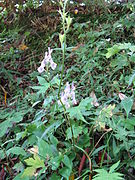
58 82 77 109
38 47 57 73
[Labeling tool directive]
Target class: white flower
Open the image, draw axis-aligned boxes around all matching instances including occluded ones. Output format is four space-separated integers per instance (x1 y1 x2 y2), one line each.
64 82 70 96
58 82 77 109
37 47 57 73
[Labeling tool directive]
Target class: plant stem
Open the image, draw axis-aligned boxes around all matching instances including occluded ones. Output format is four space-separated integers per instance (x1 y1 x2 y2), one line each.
58 5 66 98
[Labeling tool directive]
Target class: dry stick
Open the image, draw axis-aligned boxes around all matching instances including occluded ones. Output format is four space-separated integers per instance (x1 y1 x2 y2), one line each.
89 128 112 157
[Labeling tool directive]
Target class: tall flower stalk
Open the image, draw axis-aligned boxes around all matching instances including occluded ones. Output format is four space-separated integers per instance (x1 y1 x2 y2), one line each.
57 0 75 145
58 0 72 97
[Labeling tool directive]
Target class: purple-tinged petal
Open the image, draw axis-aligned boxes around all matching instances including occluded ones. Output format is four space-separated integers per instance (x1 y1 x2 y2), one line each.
38 66 44 73
71 90 77 105
50 60 57 70
41 60 45 68
64 82 70 96
71 82 75 91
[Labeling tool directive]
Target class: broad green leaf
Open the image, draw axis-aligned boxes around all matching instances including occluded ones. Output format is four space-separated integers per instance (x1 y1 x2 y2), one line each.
93 168 124 180
49 155 63 170
79 97 93 110
38 138 53 158
50 135 59 146
121 97 133 117
110 56 128 69
119 43 132 50
59 167 72 179
50 75 60 86
62 155 72 170
7 147 26 156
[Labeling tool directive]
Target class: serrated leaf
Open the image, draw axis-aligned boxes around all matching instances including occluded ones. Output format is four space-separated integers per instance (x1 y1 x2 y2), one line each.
31 84 50 94
66 125 83 139
79 97 93 110
22 154 44 178
121 97 133 117
106 45 120 58
37 76 47 85
24 154 44 169
67 107 88 124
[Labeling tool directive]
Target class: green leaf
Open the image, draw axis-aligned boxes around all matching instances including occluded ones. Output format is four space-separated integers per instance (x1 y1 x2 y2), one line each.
31 84 50 94
106 45 120 58
37 76 47 85
121 97 133 117
49 173 61 180
50 135 59 146
0 112 23 138
109 161 120 173
66 125 83 139
24 154 44 169
62 155 72 170
14 172 29 180
79 97 93 110
6 147 26 156
22 154 45 178
110 56 128 69
67 107 88 124
93 168 124 180
22 167 35 177
59 167 72 179
128 71 135 87
38 138 53 158
49 155 63 170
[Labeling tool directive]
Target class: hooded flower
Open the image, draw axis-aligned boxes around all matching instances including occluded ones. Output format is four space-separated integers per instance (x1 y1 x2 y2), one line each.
58 82 77 109
38 47 57 73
